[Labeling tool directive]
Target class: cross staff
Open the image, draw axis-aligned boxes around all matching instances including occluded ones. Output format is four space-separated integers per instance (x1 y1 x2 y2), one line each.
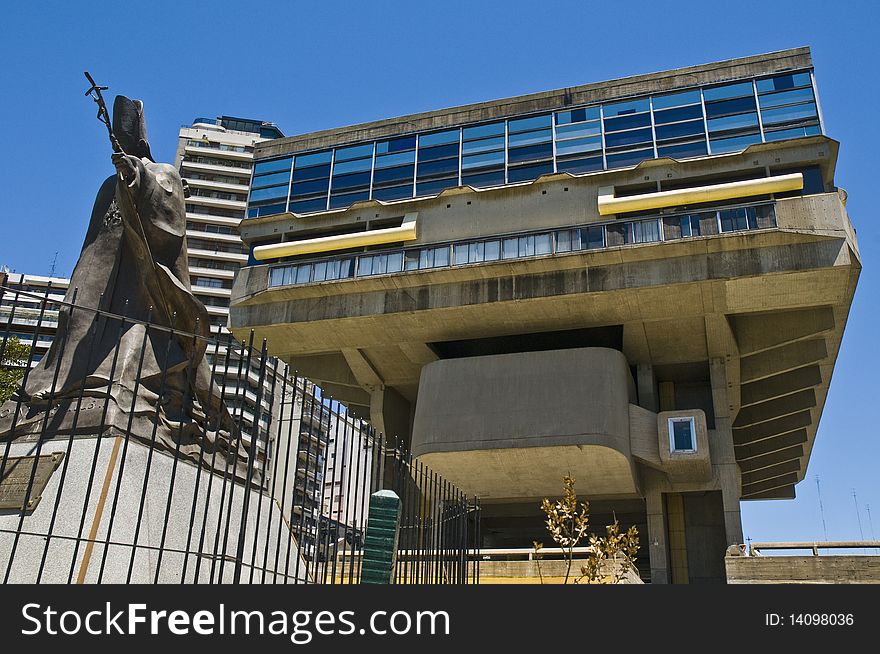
82 71 172 325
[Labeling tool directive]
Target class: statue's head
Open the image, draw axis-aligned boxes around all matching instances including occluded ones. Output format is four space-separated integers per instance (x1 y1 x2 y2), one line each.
113 96 154 161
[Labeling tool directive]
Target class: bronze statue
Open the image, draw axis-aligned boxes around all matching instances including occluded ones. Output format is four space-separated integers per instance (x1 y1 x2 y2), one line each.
0 77 247 473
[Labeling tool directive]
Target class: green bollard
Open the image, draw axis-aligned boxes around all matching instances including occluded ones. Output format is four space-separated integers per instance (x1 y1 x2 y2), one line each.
360 490 402 584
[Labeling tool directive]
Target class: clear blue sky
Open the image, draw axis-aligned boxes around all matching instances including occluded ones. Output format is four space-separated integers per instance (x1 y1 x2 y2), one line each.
1 1 877 544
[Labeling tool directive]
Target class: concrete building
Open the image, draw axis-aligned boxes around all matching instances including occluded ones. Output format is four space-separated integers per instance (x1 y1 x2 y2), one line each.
174 116 284 466
228 47 860 583
0 272 70 368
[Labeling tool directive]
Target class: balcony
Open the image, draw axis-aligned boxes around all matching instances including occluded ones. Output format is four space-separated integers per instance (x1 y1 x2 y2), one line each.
265 201 777 289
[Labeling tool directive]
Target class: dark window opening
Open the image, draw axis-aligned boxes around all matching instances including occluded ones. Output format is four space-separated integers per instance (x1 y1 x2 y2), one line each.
430 325 623 359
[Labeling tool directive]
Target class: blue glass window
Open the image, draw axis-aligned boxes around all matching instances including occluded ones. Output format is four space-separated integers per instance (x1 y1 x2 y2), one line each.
555 122 601 139
329 190 369 208
709 133 762 154
290 197 328 213
707 113 759 133
652 89 702 110
508 161 552 182
253 157 293 175
657 141 707 159
705 96 757 118
756 72 812 93
418 157 458 178
292 164 331 182
372 184 412 201
763 125 821 141
419 129 459 147
508 142 552 164
508 129 551 147
376 136 416 154
463 122 505 139
462 136 505 155
291 178 330 197
295 151 332 167
333 157 373 175
603 98 650 117
555 136 601 156
375 151 415 168
606 148 654 168
555 107 600 124
653 104 703 125
462 170 505 187
758 87 815 109
509 114 551 133
252 171 290 188
418 143 459 161
604 112 651 132
372 164 414 185
248 203 285 218
334 143 374 162
462 150 505 170
604 128 652 149
249 186 288 202
330 171 371 191
655 120 705 141
703 82 754 101
417 177 458 196
760 103 818 126
556 156 602 174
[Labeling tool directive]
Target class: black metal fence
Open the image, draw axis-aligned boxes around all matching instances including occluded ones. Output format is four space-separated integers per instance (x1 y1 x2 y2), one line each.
0 284 480 584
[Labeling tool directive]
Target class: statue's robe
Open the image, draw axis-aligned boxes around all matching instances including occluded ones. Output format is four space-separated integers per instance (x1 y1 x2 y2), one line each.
6 156 244 469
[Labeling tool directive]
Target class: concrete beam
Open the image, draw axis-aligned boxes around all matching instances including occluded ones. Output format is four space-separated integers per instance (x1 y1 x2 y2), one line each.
288 352 360 387
733 389 817 428
740 338 827 383
732 410 812 445
741 460 801 486
731 307 834 356
341 348 384 390
742 472 800 497
316 382 372 409
737 445 804 473
397 342 439 365
740 365 823 406
742 486 796 500
734 430 808 460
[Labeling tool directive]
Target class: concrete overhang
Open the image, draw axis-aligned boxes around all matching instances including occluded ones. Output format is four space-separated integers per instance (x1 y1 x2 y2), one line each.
410 348 641 499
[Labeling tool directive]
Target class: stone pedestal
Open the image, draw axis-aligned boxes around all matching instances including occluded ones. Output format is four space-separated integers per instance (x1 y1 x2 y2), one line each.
0 435 307 584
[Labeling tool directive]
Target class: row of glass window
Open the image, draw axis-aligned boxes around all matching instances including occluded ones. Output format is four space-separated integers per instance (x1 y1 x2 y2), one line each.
186 140 253 153
267 203 776 288
249 72 821 218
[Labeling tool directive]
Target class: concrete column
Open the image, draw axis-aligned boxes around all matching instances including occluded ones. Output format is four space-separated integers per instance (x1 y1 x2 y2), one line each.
709 357 744 546
643 470 670 584
370 386 413 444
636 363 658 412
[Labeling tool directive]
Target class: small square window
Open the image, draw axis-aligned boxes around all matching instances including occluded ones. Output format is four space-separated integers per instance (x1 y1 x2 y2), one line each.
668 417 696 453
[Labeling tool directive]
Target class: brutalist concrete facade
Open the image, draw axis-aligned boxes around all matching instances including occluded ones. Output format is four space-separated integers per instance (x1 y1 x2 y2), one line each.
229 48 860 582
